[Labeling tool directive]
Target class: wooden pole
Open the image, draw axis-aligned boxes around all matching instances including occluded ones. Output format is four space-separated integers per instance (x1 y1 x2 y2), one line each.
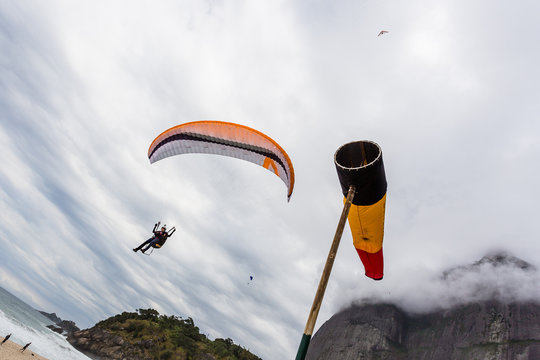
295 185 356 360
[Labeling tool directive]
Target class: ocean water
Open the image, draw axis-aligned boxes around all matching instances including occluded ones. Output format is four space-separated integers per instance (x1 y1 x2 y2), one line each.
0 286 91 360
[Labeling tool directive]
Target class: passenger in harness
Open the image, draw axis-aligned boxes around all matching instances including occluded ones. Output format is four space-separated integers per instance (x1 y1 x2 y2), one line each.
133 222 176 253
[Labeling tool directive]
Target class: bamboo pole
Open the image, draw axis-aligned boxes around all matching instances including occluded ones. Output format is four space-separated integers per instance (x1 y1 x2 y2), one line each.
295 184 356 360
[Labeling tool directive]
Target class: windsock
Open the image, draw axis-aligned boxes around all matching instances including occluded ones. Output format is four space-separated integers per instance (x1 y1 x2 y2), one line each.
334 141 387 280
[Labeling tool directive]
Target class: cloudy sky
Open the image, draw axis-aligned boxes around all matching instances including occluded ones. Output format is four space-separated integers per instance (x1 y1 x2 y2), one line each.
1 0 540 359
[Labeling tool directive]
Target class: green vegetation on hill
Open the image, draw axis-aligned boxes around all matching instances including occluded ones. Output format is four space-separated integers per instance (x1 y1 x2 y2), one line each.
95 308 262 360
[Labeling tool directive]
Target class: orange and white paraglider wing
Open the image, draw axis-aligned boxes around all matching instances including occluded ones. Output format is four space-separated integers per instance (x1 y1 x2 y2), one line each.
148 121 295 200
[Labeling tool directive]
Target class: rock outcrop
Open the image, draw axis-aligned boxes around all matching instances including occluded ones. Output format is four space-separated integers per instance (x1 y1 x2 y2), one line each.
39 311 80 335
306 253 540 360
68 327 154 360
68 327 223 360
66 309 261 360
306 301 540 359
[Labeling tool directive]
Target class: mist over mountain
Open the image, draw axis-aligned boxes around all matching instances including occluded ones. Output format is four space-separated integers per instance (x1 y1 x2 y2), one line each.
353 251 540 316
306 252 540 360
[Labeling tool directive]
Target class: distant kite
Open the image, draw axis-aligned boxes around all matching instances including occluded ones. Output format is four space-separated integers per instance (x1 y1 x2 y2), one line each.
378 30 389 37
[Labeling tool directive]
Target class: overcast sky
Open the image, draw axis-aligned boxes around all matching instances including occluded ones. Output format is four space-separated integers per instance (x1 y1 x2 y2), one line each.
1 1 540 359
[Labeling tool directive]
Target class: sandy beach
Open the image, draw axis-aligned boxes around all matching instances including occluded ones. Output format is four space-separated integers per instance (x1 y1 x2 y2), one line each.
0 338 48 360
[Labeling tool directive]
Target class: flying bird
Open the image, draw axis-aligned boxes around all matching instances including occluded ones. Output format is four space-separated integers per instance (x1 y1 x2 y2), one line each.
378 30 389 36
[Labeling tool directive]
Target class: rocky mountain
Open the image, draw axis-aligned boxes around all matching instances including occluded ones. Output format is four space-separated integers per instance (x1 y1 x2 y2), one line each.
67 308 261 360
306 301 540 360
441 251 536 280
39 311 80 335
306 253 540 360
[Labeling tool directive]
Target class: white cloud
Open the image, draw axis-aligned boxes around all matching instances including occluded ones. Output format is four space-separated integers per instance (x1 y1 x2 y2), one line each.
1 1 540 359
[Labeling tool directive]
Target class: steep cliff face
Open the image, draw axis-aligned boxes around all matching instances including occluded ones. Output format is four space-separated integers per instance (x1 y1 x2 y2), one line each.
306 253 540 360
306 301 540 360
305 303 408 360
68 327 147 360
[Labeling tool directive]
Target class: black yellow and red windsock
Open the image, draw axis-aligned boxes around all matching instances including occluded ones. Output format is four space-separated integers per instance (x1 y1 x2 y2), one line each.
334 141 387 280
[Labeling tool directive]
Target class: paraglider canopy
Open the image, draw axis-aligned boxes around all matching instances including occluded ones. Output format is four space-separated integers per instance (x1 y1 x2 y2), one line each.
148 121 295 201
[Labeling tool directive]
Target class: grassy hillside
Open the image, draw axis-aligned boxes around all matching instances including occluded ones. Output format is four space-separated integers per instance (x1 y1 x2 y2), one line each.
95 308 262 360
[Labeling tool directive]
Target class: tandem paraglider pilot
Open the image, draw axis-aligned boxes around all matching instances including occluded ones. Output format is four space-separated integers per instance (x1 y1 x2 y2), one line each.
133 221 176 254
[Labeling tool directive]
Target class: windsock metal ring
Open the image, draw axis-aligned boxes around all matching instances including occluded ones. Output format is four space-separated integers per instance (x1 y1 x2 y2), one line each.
334 141 387 280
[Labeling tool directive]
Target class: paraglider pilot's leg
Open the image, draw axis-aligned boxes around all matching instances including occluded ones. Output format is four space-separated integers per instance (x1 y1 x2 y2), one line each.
133 237 155 252
141 238 160 253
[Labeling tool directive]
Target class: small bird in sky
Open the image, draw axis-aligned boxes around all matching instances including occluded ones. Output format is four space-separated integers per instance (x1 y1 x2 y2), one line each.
378 30 389 36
